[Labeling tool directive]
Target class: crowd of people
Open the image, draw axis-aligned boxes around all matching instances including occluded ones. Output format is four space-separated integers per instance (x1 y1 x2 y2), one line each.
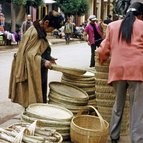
0 12 33 45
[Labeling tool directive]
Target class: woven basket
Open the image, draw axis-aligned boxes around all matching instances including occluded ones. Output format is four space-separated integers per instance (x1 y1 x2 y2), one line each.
95 65 109 73
8 122 63 143
49 101 80 114
51 64 86 76
22 112 70 127
88 98 97 107
96 92 115 100
48 97 88 110
49 82 89 101
61 80 95 88
86 68 96 74
96 98 115 107
26 103 73 122
21 112 71 140
49 90 88 106
95 85 114 93
88 94 96 100
95 72 108 79
97 98 129 108
82 87 96 93
62 75 95 84
70 106 109 143
98 106 129 116
95 78 108 85
63 73 95 81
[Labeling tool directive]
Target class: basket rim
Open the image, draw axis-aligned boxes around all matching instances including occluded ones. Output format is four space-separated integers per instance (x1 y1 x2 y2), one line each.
49 81 89 100
22 112 71 126
26 103 73 121
51 64 86 76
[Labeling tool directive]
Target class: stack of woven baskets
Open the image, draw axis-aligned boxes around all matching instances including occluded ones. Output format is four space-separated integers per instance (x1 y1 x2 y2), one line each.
21 103 73 141
61 72 96 107
95 51 129 135
0 122 63 143
48 81 89 115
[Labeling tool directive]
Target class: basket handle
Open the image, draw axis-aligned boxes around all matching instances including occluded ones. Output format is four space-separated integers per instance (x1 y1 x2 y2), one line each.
76 105 107 130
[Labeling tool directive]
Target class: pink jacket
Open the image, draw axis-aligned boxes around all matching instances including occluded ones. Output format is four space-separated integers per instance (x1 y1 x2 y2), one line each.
97 19 143 84
84 23 102 44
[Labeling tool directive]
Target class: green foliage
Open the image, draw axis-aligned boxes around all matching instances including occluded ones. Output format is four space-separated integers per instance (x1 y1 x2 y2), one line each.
26 0 43 7
56 0 89 16
77 0 89 16
12 0 26 5
0 0 43 6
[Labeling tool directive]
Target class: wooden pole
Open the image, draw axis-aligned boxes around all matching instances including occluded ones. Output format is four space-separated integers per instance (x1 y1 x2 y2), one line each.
93 0 97 15
107 0 110 15
100 0 104 20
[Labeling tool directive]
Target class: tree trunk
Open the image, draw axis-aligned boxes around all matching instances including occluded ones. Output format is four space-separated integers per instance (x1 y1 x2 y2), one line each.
16 5 26 25
11 3 16 32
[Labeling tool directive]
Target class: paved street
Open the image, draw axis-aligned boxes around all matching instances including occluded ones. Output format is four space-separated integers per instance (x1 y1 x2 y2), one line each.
0 41 130 142
0 41 90 127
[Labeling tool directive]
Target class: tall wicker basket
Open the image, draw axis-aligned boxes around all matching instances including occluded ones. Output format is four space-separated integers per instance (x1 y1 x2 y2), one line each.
95 51 129 135
70 106 109 143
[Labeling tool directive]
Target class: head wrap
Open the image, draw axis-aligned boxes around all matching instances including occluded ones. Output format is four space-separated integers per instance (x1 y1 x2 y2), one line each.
127 2 143 14
43 11 64 29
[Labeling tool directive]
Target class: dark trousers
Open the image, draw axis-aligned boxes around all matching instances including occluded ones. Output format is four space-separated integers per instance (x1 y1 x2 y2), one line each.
90 44 97 67
65 33 71 44
41 68 48 103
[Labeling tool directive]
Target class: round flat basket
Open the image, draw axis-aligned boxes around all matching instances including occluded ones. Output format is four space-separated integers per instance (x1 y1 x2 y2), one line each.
51 64 86 76
70 106 109 143
61 76 95 84
48 97 88 110
49 82 89 101
86 68 96 74
21 112 71 128
63 71 95 79
62 80 95 88
26 103 73 122
49 91 88 105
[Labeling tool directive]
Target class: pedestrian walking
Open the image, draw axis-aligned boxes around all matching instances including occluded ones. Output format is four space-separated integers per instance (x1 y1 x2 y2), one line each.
9 10 64 108
83 15 103 67
64 18 74 44
97 2 143 143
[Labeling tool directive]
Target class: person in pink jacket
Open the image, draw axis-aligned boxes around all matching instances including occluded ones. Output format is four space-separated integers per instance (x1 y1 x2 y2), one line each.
97 2 143 143
83 15 103 67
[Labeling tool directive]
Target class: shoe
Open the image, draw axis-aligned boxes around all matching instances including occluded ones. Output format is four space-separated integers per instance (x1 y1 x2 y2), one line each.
111 139 118 143
111 137 120 143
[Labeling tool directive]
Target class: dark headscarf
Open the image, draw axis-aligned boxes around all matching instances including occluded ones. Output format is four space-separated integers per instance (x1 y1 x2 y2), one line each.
43 11 64 29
